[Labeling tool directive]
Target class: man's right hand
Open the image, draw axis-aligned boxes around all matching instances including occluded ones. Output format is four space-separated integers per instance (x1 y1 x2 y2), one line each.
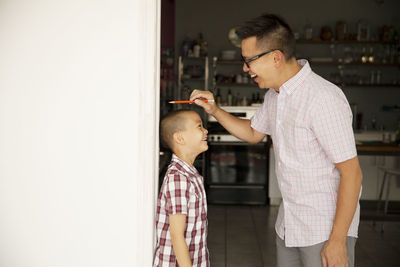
190 89 265 144
189 90 218 116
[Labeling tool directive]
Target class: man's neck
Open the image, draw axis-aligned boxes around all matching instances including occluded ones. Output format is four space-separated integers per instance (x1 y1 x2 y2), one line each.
273 58 302 92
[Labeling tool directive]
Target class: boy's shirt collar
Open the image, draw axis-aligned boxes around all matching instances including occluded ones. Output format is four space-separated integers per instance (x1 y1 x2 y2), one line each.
171 154 197 175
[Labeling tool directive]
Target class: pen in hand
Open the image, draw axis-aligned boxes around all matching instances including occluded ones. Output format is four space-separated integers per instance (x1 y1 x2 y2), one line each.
169 99 215 104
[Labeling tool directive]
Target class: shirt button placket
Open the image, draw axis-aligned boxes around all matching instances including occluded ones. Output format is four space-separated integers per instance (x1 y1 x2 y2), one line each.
276 94 285 167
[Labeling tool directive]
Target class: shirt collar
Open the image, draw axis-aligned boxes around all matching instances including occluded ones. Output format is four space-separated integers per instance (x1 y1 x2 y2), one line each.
171 154 197 175
279 59 311 95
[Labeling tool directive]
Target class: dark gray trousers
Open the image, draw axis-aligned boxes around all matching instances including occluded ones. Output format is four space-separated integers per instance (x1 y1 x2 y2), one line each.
276 234 356 267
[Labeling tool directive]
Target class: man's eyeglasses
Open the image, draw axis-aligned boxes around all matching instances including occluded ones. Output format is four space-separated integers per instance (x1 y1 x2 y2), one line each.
241 49 284 68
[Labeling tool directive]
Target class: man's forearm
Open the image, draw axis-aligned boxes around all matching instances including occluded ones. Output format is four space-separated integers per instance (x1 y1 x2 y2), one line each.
330 162 362 240
321 157 362 266
212 107 261 144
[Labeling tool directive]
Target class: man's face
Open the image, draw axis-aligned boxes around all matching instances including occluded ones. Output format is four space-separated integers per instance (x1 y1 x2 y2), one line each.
241 36 277 89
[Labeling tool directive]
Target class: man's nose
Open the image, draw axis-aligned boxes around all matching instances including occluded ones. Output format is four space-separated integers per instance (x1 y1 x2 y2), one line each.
243 63 249 72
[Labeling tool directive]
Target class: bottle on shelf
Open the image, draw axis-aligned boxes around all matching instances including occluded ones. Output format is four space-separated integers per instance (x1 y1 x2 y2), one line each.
368 47 374 63
242 75 249 84
382 45 391 63
193 44 200 58
396 122 400 144
371 116 377 130
304 21 313 40
182 37 191 58
216 88 221 105
181 85 191 101
370 70 375 84
251 93 256 104
376 70 381 84
242 96 248 106
235 93 241 106
361 47 368 63
198 32 208 57
335 21 347 41
227 89 233 106
235 73 243 84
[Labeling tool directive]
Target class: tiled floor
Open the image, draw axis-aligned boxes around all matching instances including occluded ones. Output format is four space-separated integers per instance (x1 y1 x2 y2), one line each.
207 205 400 267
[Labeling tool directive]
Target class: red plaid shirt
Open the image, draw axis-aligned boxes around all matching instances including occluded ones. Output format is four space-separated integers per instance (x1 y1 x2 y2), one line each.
153 154 209 267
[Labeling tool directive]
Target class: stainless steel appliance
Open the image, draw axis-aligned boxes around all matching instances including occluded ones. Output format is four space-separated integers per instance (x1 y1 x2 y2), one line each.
205 106 269 205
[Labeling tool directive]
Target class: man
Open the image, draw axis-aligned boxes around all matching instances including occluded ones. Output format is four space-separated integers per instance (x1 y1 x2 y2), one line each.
190 13 362 267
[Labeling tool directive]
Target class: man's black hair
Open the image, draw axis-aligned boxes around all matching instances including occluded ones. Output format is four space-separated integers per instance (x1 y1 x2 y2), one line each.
236 13 296 60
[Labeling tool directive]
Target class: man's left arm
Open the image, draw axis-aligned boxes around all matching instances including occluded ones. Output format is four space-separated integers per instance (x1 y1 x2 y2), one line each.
321 156 362 267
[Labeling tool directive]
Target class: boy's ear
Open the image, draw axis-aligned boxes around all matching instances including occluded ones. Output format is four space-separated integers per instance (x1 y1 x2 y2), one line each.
172 131 185 145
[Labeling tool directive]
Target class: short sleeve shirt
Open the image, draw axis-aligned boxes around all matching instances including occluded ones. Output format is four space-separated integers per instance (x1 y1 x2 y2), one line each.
251 60 359 247
153 154 209 266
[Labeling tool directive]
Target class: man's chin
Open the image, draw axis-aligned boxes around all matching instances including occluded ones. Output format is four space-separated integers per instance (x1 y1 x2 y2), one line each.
257 82 266 89
257 81 270 90
255 79 263 88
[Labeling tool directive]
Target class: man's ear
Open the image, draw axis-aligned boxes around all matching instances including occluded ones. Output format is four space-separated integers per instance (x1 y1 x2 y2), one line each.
173 131 185 145
274 50 284 66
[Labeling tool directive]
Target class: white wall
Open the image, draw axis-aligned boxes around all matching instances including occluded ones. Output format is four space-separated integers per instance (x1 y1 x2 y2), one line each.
0 1 159 266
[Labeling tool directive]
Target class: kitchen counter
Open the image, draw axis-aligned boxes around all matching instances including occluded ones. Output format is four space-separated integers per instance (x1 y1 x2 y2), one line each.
269 142 400 155
268 143 400 204
356 143 400 155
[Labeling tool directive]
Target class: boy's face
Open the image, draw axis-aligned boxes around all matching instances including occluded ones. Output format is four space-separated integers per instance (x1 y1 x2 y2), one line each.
180 111 208 154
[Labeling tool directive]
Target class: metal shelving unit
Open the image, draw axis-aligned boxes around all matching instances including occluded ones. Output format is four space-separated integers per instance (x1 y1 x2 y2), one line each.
176 56 210 177
177 56 209 99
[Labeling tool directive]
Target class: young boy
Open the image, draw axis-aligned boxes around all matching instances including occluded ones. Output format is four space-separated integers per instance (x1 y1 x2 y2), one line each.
153 110 210 267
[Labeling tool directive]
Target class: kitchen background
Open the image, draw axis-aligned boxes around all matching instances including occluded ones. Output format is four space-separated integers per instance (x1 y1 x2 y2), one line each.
159 0 400 266
161 0 400 198
161 0 400 130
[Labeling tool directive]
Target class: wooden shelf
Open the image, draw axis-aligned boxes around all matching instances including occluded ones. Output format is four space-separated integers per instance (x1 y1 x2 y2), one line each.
297 39 398 44
356 144 400 156
216 82 257 87
216 59 399 67
338 83 400 88
181 56 208 60
217 60 243 65
215 82 400 88
182 77 205 81
310 61 400 67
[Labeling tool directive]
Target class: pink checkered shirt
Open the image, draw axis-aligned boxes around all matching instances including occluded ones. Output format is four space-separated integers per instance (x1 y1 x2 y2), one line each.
251 60 359 247
153 154 209 267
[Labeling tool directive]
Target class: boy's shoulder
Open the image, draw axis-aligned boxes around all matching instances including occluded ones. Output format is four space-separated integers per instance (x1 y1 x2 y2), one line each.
165 160 192 180
158 162 193 196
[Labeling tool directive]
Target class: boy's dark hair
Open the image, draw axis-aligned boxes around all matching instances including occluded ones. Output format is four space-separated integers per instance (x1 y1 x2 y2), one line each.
160 110 194 150
236 13 296 61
